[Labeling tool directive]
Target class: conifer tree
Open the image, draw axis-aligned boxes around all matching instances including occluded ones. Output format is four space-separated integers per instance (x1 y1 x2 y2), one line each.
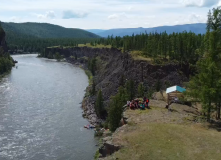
125 80 135 100
138 83 144 97
187 7 221 121
108 87 126 131
95 89 104 118
90 79 96 96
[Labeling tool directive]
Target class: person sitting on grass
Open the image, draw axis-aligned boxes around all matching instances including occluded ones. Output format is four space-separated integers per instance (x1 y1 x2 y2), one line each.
130 100 135 110
134 99 140 109
139 102 145 110
146 98 150 108
143 97 149 108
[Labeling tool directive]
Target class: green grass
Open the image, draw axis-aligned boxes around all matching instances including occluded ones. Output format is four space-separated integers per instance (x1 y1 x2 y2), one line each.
130 51 153 62
78 43 112 48
111 123 221 160
84 69 93 85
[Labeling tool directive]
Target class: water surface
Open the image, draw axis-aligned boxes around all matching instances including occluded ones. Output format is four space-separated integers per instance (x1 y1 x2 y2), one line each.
0 55 97 160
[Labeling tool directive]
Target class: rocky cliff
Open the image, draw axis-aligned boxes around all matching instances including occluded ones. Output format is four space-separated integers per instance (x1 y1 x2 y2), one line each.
46 47 188 101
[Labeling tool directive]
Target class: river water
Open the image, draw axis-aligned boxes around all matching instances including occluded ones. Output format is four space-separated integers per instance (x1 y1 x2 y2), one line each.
0 55 97 160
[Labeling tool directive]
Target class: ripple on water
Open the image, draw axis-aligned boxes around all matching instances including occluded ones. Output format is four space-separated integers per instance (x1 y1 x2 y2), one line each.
0 55 97 160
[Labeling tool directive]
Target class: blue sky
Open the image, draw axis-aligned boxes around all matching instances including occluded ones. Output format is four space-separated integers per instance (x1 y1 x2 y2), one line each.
0 0 220 29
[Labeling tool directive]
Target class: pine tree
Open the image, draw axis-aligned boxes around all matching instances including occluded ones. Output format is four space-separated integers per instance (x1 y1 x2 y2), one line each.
95 90 104 118
138 83 144 97
125 80 135 100
108 87 126 131
90 79 96 96
187 7 221 121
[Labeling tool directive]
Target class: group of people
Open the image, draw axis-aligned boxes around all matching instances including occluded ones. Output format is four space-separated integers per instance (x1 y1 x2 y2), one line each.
127 97 150 110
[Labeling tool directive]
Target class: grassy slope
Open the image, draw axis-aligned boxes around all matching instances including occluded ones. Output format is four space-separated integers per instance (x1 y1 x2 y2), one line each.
103 101 221 160
1 22 99 39
114 123 221 160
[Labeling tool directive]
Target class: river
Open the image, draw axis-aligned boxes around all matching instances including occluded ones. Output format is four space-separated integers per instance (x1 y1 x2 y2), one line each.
0 55 97 160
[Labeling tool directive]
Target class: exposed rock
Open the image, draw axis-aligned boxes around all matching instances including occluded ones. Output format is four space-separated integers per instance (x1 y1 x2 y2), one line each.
99 137 121 158
46 47 188 102
152 92 164 101
82 96 102 125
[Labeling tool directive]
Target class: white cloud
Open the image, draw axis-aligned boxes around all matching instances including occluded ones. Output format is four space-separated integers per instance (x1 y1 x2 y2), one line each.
187 13 206 23
108 14 119 20
36 11 55 19
9 16 17 21
181 0 220 7
108 12 128 20
62 11 88 19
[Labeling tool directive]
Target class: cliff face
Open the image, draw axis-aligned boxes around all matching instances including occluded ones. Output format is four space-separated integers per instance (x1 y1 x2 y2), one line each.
45 47 188 102
0 26 7 52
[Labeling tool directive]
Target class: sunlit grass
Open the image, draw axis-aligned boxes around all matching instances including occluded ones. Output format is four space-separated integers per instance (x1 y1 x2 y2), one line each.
112 123 221 160
78 43 112 48
130 50 153 62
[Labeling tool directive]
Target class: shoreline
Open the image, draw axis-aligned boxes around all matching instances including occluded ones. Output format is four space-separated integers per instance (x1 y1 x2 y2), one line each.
66 59 101 126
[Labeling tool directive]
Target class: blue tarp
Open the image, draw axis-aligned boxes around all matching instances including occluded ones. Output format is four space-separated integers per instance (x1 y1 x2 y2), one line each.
166 86 186 94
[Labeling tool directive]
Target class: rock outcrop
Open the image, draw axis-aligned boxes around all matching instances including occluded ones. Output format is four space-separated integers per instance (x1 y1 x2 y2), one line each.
46 47 188 101
99 136 121 158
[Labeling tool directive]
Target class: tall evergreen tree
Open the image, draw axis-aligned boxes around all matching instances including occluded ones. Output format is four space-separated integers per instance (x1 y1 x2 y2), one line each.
187 7 221 121
95 90 104 118
108 86 127 131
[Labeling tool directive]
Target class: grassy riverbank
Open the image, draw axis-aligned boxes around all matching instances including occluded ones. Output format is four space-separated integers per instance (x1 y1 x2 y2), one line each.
101 100 221 160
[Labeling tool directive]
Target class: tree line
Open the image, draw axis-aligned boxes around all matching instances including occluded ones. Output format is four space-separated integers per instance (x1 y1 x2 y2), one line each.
93 28 205 67
7 37 96 53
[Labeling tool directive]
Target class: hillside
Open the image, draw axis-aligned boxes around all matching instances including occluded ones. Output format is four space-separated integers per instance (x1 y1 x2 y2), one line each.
87 23 207 37
1 22 99 39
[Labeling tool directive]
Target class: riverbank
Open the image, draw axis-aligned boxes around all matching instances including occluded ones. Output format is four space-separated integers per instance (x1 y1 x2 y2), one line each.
97 100 221 160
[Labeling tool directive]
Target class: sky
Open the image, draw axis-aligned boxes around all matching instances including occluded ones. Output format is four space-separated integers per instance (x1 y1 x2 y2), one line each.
0 0 220 29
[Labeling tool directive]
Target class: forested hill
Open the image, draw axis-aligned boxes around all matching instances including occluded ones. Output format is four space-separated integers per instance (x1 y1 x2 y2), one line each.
87 23 207 37
1 22 99 39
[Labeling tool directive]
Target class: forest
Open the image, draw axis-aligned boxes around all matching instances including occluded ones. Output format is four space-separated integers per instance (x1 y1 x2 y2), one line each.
7 37 96 53
1 22 99 53
0 26 14 76
94 28 205 67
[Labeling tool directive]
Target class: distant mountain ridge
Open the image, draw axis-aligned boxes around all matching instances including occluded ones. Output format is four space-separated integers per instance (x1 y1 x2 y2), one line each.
87 23 207 37
1 22 100 39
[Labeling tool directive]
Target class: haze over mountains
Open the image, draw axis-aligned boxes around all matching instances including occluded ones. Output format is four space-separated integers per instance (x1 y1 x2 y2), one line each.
87 23 207 37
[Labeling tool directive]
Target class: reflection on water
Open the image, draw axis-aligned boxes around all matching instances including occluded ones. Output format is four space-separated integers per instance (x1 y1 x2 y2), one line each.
0 55 97 160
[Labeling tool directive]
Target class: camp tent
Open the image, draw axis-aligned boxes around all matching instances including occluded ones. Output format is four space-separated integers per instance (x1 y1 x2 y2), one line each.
166 86 186 104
